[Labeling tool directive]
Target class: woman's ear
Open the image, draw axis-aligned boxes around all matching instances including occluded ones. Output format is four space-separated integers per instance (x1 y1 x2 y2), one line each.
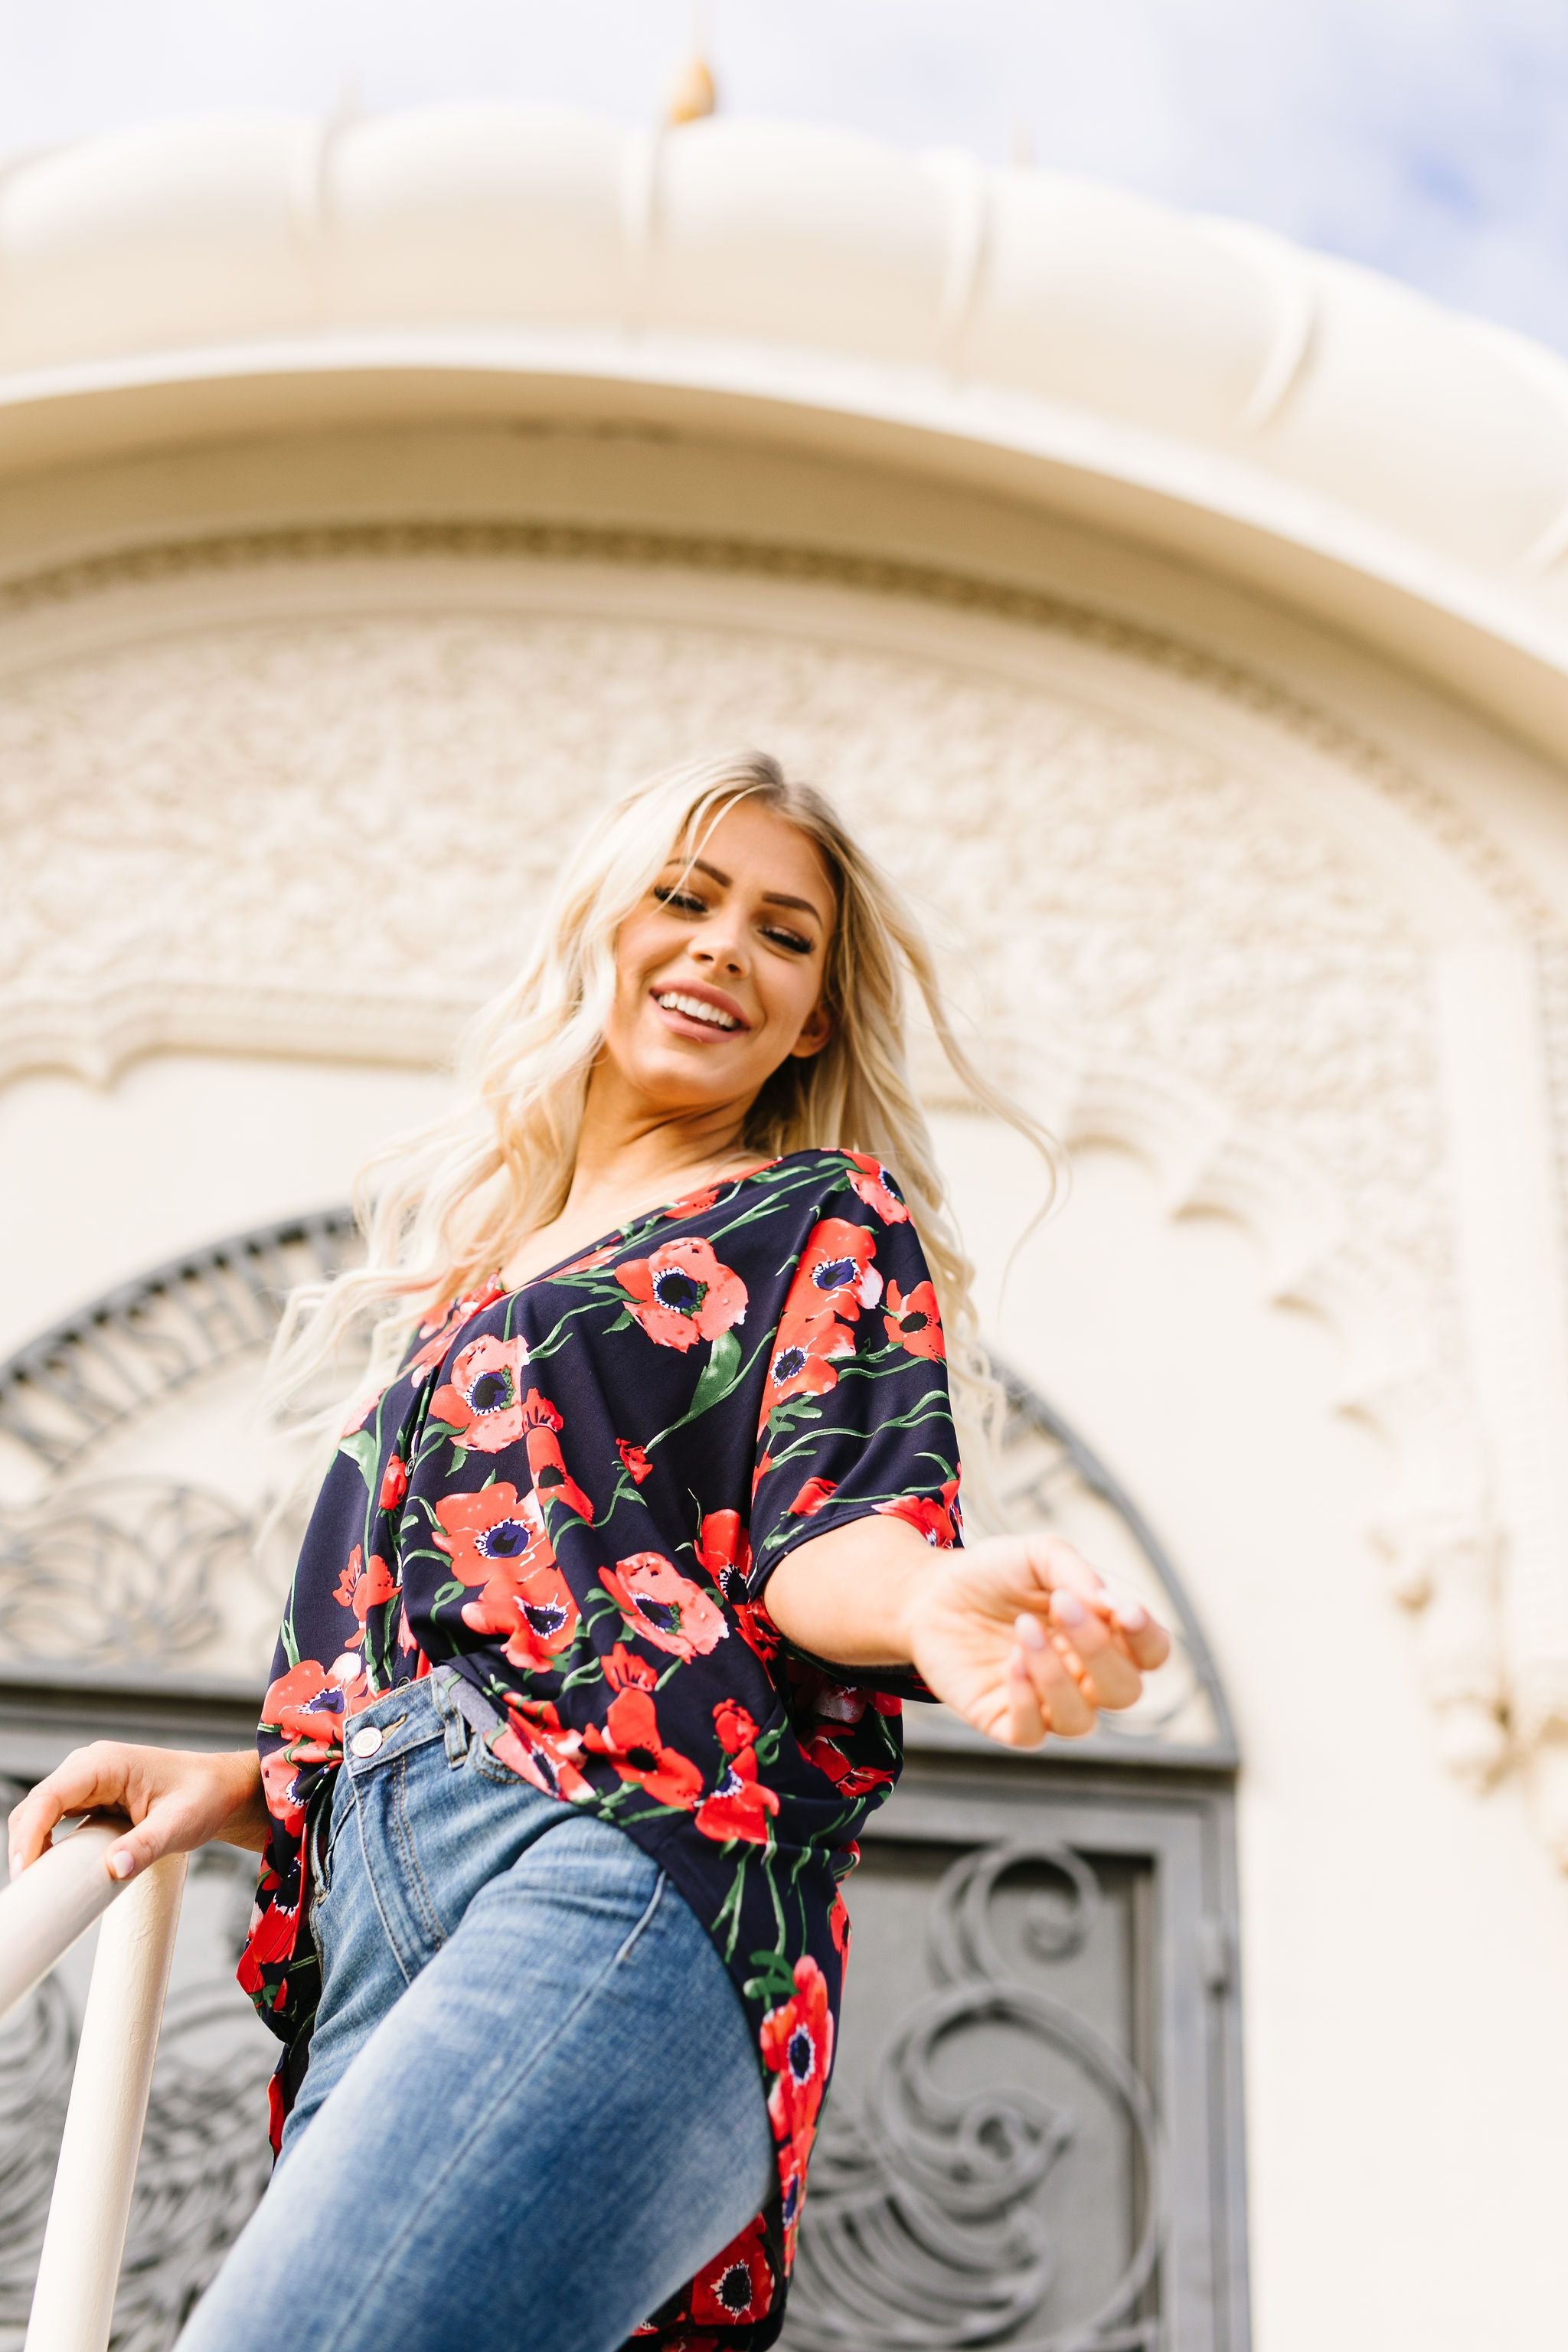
789 1001 834 1060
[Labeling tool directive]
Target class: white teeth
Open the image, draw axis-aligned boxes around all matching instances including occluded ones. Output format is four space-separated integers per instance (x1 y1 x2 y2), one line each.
655 991 740 1031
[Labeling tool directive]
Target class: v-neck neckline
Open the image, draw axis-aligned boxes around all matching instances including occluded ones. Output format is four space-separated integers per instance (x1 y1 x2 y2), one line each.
489 1152 792 1303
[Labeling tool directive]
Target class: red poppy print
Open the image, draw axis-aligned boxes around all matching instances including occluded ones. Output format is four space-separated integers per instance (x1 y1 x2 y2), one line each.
433 1484 550 1585
713 1698 760 1755
433 1485 580 1671
333 1547 397 1628
237 1866 300 1994
243 1144 963 2350
689 2216 774 2327
763 1308 854 1410
616 1237 748 1352
884 1278 945 1361
464 1558 580 1674
797 1217 884 1315
378 1453 409 1511
664 1181 724 1219
844 1152 909 1223
605 1640 658 1694
260 1658 348 1759
876 1487 959 1547
760 1952 835 2158
407 1276 508 1377
801 1728 896 1798
694 1743 781 1845
583 1687 704 1809
259 1749 309 1838
430 1332 532 1452
616 1439 653 1485
490 1697 593 1802
734 1600 780 1668
525 1419 593 1520
599 1553 728 1660
695 1510 751 1602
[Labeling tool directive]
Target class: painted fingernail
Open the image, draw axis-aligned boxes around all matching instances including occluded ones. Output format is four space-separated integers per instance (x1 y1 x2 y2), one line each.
1014 1613 1048 1651
1053 1591 1087 1625
1115 1602 1148 1631
107 1850 135 1880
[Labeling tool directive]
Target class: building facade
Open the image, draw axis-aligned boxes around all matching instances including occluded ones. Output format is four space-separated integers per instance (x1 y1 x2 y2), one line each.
4 103 1568 2349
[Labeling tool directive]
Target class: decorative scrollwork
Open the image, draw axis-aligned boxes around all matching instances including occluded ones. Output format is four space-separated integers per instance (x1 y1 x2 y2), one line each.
0 1481 258 1668
0 1214 354 1476
784 1842 1165 2352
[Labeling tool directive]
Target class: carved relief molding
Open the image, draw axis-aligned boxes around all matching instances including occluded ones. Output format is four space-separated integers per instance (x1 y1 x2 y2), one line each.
4 518 1568 1846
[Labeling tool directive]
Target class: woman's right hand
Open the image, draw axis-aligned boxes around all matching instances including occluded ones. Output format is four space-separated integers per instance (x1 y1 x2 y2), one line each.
6 1743 269 1886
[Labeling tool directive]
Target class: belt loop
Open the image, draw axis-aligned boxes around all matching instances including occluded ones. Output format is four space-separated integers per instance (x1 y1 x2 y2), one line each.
429 1663 469 1763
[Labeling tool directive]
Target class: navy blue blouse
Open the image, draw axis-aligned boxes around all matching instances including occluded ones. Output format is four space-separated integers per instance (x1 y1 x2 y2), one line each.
240 1145 962 2349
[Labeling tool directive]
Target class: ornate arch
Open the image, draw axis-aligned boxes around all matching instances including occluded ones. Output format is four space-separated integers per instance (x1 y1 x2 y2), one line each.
4 514 1558 1837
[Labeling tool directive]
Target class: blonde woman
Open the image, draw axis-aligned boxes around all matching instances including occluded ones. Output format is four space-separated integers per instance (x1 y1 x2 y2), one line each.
9 751 1169 2352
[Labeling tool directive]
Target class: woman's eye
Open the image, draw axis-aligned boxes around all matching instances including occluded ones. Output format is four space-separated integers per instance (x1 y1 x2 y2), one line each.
653 886 707 915
763 926 814 956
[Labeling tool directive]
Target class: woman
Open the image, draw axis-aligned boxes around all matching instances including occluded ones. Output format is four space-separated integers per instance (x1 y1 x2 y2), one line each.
8 750 1169 2352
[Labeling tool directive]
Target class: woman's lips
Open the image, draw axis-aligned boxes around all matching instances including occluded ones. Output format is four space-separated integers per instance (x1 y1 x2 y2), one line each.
648 985 750 1041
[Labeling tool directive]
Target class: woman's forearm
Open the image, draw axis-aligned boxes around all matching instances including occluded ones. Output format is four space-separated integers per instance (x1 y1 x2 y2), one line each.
761 1516 940 1668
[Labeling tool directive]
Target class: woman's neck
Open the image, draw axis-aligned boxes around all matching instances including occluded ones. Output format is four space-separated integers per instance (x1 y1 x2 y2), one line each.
495 1094 760 1292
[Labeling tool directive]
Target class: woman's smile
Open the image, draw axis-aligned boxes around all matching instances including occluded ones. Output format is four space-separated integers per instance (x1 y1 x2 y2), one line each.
648 980 753 1040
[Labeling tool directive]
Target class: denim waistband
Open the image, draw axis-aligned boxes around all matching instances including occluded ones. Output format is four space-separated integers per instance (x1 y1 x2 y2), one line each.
340 1664 505 1778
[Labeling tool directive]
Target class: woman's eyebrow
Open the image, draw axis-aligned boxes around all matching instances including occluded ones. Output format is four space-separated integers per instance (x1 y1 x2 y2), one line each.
682 857 822 923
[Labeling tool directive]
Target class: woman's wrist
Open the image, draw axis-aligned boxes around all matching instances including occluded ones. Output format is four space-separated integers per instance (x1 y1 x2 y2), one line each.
212 1747 270 1852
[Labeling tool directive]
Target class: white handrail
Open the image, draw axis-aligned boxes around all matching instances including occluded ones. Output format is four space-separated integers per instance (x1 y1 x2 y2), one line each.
0 1819 129 2020
0 1821 188 2352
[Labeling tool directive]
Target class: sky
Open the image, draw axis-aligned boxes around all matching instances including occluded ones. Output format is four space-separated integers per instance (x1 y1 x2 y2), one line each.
2 1 1565 353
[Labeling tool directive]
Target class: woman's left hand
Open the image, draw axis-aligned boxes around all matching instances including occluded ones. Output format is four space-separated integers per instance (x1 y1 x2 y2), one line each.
902 1531 1172 1748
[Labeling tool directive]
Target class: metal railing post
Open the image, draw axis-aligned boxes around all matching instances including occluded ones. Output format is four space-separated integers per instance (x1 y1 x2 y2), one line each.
21 1849 188 2352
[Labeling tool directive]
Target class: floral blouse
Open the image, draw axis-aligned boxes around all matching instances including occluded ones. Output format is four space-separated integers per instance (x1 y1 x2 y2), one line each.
239 1145 962 2350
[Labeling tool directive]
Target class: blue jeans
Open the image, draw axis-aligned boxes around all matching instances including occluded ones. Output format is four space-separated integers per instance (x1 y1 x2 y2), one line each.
175 1669 776 2352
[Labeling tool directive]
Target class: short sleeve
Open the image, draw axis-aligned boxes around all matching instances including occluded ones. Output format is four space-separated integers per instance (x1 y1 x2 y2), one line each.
747 1165 962 1699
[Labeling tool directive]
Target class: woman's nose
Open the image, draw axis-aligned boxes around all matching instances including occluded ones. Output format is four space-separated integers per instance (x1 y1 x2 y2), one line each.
691 931 745 976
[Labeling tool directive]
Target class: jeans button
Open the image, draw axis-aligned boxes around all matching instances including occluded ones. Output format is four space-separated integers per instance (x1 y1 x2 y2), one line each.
349 1725 384 1758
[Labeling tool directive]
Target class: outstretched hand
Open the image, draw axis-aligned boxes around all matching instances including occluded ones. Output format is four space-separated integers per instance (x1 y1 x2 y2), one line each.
903 1530 1172 1747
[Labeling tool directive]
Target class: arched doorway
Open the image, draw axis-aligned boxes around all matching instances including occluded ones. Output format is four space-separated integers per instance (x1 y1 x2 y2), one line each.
0 1214 1248 2351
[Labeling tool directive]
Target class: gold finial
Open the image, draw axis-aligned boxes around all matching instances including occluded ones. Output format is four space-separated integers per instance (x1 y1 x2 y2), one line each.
666 51 717 124
665 4 717 125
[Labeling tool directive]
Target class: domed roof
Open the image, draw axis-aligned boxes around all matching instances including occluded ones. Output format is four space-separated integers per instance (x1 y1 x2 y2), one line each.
2 104 1566 742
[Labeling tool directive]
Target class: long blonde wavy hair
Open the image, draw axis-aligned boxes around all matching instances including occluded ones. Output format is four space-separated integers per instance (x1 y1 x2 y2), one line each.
262 749 1065 1521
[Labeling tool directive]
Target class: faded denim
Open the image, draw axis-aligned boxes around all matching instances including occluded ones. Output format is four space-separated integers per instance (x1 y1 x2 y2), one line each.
175 1670 776 2352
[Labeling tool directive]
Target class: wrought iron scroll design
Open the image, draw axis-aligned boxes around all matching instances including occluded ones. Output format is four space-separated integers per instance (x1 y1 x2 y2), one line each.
0 1217 1236 2349
785 1841 1166 2352
0 1213 354 1476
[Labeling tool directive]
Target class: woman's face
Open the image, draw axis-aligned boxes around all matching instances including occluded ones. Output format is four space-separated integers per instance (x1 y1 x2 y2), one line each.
600 799 835 1125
